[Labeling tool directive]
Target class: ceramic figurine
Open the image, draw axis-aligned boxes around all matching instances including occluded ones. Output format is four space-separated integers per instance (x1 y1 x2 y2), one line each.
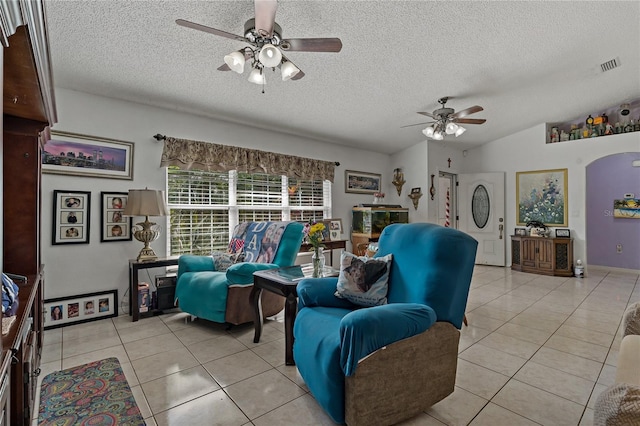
604 123 614 135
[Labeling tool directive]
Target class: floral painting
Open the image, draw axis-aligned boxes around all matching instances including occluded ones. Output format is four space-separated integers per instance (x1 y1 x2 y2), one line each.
516 169 568 226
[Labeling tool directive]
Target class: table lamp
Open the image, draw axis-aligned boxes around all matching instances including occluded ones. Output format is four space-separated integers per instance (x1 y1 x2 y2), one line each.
123 188 169 261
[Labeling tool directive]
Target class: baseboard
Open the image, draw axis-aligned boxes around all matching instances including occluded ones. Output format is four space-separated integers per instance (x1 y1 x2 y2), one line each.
588 265 640 275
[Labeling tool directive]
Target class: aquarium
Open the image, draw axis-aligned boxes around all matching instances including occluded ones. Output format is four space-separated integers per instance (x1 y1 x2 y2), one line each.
351 206 409 238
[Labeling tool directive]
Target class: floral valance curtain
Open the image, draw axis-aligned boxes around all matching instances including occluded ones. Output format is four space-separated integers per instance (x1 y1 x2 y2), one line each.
160 137 335 182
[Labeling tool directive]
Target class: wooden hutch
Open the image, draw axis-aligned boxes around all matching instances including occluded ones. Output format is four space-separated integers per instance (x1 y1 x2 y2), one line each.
1 1 57 424
511 235 574 277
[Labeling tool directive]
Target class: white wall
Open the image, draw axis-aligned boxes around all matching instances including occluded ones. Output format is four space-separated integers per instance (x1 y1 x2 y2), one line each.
388 140 465 224
388 141 428 221
43 89 390 305
462 123 640 266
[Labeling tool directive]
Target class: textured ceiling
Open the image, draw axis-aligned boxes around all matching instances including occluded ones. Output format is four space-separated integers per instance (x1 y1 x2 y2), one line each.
45 1 640 154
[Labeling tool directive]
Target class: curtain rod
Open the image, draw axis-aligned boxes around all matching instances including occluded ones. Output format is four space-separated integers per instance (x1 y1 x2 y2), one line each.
153 134 341 166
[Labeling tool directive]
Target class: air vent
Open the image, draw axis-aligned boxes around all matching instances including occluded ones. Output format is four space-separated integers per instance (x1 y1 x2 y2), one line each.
600 57 620 72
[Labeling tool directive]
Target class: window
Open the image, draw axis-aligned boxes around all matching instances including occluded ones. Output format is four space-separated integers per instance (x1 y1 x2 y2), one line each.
166 168 331 255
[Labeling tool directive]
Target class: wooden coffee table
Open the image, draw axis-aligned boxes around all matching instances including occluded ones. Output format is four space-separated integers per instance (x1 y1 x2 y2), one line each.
251 264 339 365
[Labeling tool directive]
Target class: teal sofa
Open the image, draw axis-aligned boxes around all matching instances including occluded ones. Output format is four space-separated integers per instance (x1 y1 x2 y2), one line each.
293 223 478 425
175 221 304 325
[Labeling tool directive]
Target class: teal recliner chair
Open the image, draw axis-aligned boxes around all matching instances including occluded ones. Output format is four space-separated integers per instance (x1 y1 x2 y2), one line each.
176 221 304 325
293 223 478 425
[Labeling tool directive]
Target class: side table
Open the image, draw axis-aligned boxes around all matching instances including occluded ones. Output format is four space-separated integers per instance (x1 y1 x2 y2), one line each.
251 264 338 365
300 239 346 266
128 257 179 322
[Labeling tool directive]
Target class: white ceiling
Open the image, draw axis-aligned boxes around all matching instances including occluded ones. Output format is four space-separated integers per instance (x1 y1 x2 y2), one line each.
45 1 640 155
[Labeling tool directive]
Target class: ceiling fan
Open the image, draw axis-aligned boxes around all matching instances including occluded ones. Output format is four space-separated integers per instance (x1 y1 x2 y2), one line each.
176 0 342 89
402 97 486 140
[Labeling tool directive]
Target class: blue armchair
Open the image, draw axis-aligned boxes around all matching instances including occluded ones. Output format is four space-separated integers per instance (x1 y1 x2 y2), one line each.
175 221 304 325
293 223 478 425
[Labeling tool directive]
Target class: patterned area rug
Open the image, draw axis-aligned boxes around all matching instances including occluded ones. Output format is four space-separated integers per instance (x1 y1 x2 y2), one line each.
38 357 145 426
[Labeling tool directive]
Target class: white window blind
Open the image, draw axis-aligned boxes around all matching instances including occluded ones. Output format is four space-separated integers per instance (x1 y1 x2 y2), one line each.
166 167 331 255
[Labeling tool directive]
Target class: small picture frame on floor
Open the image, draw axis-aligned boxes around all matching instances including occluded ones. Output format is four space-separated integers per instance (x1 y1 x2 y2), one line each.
44 290 118 329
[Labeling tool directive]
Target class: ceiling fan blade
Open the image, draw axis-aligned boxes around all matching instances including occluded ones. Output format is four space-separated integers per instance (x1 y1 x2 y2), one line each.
401 122 433 129
254 0 278 37
451 105 483 119
291 69 305 80
280 38 342 52
176 19 246 42
417 111 437 119
454 118 487 125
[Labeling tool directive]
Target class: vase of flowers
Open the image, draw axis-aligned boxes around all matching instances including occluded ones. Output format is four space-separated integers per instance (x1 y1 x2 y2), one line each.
373 192 385 204
304 221 326 277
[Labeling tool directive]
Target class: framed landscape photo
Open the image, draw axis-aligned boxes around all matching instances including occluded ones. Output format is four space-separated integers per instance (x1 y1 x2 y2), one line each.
44 290 118 329
101 191 132 242
52 190 91 245
42 130 134 180
345 170 382 194
516 168 568 227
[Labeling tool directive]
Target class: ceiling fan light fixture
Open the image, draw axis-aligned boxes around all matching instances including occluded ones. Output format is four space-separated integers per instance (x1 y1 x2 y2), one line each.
445 122 459 135
432 130 444 141
455 126 467 137
224 51 246 74
281 60 300 81
258 44 282 68
422 126 435 138
248 67 266 85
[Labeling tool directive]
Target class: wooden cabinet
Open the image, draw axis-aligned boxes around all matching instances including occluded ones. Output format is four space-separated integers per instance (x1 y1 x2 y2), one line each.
0 353 10 426
1 1 56 424
511 236 573 276
2 270 44 426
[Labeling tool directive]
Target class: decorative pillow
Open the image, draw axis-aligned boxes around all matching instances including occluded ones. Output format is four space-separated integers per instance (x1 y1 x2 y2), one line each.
335 252 392 307
211 250 245 272
622 301 640 337
211 252 235 272
594 383 640 426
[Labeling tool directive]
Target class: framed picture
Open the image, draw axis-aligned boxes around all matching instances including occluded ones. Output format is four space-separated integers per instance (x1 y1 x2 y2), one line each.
44 290 118 329
613 198 640 219
516 168 568 226
515 227 527 236
328 218 343 241
42 130 134 180
555 228 571 238
321 220 332 241
345 170 382 194
101 191 133 242
52 190 91 245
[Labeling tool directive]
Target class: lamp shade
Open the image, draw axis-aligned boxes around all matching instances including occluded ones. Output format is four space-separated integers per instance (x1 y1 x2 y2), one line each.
122 189 169 217
445 122 459 135
422 126 435 137
258 44 282 68
224 51 245 73
281 60 300 81
455 126 467 137
248 68 266 85
432 131 444 140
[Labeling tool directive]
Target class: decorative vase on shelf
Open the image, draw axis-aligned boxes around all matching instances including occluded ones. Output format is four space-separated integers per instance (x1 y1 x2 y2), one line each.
373 196 384 204
312 247 325 278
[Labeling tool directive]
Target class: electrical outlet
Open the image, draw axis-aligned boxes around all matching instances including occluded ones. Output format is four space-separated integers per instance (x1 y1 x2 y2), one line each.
616 244 623 253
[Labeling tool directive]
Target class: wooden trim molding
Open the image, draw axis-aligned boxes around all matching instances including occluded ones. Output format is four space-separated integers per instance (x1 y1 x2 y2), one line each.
1 0 57 125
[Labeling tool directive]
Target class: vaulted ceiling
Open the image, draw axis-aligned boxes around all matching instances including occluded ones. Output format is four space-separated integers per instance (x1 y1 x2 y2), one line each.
45 1 640 154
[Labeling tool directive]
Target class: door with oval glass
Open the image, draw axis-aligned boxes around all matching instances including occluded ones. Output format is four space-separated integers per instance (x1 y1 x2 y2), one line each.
458 172 506 266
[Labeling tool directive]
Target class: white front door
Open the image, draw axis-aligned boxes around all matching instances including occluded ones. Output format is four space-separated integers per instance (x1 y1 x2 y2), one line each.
458 172 506 266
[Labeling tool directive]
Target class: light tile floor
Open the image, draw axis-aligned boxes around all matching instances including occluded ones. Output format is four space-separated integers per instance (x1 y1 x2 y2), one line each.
34 266 639 425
